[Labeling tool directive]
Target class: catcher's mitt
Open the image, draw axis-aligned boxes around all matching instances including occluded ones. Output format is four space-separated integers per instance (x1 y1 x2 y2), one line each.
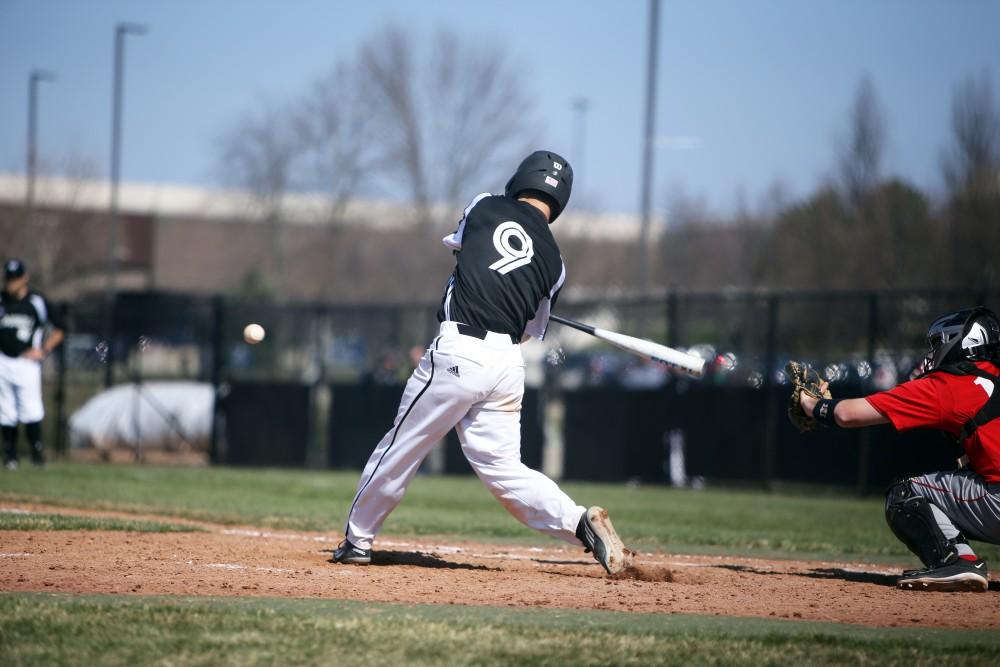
784 361 831 433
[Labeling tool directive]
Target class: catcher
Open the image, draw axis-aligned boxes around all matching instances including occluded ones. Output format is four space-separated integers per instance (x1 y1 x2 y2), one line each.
787 307 1000 592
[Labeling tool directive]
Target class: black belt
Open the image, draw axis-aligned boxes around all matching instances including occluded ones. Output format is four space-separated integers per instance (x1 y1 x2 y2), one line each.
455 322 518 344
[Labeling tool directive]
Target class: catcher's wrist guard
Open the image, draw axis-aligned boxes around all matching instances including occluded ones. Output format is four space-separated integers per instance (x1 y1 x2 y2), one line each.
812 398 841 427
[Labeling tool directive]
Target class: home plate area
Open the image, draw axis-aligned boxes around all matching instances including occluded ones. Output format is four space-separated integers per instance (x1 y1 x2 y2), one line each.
2 507 999 630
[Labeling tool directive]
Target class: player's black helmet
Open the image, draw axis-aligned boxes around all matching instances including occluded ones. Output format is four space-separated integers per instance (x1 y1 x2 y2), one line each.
505 150 573 222
922 307 1000 372
4 258 26 279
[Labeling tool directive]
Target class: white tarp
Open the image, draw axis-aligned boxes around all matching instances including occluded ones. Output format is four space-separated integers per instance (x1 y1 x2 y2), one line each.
69 382 214 451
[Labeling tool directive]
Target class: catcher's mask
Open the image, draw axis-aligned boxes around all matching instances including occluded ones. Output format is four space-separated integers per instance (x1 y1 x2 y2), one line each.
916 307 1000 376
505 150 573 222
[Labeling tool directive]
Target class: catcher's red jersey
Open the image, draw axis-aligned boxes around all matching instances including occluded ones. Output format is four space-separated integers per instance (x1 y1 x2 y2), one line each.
866 360 1000 482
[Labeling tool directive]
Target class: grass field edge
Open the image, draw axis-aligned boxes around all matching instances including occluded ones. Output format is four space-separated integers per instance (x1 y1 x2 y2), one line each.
3 591 999 648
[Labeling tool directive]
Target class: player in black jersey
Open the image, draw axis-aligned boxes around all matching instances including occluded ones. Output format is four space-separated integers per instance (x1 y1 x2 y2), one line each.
334 152 634 575
1 259 66 469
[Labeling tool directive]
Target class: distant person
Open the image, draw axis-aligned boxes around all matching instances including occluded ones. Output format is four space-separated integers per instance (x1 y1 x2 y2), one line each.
790 307 1000 591
332 151 634 575
0 259 66 469
407 345 424 371
363 350 402 385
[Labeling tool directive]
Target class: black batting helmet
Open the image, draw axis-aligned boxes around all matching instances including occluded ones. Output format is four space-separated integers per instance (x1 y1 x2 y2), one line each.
923 307 1000 371
4 258 26 279
505 150 573 221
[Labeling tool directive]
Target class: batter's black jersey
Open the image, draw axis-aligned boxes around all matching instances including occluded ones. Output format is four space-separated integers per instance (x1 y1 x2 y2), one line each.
0 290 65 358
437 194 566 339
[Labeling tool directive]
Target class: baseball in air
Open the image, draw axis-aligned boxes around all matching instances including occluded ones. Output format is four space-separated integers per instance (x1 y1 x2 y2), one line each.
243 323 266 344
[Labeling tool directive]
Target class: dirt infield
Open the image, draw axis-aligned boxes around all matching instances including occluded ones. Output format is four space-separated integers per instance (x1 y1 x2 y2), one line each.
3 504 999 630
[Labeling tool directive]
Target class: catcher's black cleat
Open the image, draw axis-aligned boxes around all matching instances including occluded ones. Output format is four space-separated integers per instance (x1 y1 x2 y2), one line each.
576 506 633 576
332 539 371 565
897 558 988 592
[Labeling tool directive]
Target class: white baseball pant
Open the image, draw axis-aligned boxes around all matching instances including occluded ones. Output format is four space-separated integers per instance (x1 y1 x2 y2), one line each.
344 321 586 550
0 354 44 426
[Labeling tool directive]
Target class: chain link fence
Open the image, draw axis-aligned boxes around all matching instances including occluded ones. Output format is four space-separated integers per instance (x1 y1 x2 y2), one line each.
46 287 997 488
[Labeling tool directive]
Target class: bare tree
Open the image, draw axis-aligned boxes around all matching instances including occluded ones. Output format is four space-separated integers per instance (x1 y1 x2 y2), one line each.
656 185 770 290
0 152 105 294
358 23 539 226
291 59 379 298
295 60 377 223
755 179 791 222
216 23 540 303
940 73 1000 287
838 75 886 208
942 73 1000 198
426 28 537 205
830 77 944 289
836 76 888 287
757 187 855 289
218 101 299 297
33 154 103 290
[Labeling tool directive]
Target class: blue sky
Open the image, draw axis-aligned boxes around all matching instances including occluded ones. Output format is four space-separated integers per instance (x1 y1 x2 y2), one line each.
1 0 998 215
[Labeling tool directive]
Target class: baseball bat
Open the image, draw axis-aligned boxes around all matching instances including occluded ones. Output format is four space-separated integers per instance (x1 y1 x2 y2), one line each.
549 314 706 378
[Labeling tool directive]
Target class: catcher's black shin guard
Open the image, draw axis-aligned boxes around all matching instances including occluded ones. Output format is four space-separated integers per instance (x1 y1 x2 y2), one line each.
884 479 959 568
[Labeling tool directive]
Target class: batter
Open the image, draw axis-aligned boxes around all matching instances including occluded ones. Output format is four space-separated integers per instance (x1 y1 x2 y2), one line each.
333 151 633 575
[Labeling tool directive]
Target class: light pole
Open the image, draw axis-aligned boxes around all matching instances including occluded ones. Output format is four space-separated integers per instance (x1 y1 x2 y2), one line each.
26 69 57 266
637 0 660 306
104 22 147 388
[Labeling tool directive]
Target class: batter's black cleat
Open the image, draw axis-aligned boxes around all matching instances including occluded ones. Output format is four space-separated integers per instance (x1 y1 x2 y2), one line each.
332 539 371 565
897 558 988 592
576 506 633 576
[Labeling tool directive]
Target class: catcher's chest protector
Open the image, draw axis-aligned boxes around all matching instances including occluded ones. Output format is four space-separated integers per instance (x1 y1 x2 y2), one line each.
957 369 1000 443
933 364 1000 444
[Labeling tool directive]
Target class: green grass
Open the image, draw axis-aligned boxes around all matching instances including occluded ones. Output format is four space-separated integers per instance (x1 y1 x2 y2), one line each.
2 462 999 563
0 511 198 532
1 593 998 667
3 466 999 665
